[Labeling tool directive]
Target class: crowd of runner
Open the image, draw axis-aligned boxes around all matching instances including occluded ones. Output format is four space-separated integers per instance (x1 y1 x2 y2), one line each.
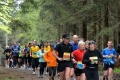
3 34 120 80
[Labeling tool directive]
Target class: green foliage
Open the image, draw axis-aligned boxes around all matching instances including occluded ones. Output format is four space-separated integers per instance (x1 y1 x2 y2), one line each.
114 68 120 73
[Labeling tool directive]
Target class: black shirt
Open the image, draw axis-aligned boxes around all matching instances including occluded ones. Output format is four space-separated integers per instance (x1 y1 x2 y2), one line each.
55 42 73 61
4 48 12 56
82 49 103 70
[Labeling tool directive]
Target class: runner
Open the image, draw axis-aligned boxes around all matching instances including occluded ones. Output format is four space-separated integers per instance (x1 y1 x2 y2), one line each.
82 40 103 80
102 41 116 80
53 34 73 80
27 43 32 70
44 42 50 74
4 46 12 68
34 40 39 46
85 40 89 50
71 35 79 51
30 41 40 74
23 44 29 70
18 47 23 68
44 44 58 80
44 42 50 51
37 45 46 78
11 42 20 68
70 35 79 80
72 41 86 80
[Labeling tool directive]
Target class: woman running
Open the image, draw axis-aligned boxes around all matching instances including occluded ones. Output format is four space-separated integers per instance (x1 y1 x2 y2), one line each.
72 41 86 80
23 44 29 70
82 41 103 80
44 44 57 80
37 45 46 78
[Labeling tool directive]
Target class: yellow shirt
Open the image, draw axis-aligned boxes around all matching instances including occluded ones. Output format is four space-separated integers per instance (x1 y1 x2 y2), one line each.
44 46 50 51
30 46 40 58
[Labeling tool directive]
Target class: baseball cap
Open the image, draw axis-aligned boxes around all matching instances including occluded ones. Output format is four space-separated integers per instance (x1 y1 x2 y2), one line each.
62 34 70 39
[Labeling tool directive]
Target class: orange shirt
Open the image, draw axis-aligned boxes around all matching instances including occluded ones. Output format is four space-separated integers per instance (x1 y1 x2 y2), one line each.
44 50 58 67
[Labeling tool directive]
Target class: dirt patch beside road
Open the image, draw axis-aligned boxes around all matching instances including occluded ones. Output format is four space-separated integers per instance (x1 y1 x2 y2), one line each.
0 66 53 80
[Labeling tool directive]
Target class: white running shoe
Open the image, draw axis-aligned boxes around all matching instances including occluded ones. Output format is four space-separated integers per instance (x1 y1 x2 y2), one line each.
33 72 36 75
38 74 40 78
29 68 31 71
45 72 48 74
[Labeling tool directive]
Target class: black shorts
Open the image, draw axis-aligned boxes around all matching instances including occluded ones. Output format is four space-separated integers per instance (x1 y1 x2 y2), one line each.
75 68 85 76
58 61 73 72
6 55 10 60
24 56 30 64
103 63 114 70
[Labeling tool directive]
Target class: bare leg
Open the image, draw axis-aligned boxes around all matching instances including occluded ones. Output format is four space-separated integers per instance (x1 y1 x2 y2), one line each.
65 67 71 80
60 71 65 80
108 68 113 80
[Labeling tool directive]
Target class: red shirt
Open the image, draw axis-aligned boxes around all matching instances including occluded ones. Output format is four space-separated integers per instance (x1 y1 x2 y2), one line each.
72 49 86 68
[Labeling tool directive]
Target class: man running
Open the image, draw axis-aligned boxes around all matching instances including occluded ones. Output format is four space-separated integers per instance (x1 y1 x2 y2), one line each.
70 35 79 80
71 35 79 51
53 34 73 80
44 42 50 51
11 42 20 68
102 41 116 80
30 41 40 74
4 46 12 68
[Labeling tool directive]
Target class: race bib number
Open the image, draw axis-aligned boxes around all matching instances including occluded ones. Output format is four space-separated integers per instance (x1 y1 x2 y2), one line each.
6 52 10 56
89 56 98 64
63 52 70 61
33 52 37 55
77 61 84 69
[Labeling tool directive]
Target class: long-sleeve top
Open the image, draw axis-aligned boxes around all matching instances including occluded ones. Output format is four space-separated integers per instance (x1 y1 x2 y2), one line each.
82 49 103 70
44 50 58 67
37 50 46 62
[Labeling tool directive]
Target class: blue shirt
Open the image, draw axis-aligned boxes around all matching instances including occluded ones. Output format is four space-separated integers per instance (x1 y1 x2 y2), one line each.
102 48 116 64
37 50 46 62
11 46 20 56
70 42 78 51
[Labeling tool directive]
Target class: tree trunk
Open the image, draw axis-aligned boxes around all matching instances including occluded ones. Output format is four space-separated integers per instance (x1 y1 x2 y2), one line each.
104 1 109 47
98 9 102 50
118 1 120 44
82 0 87 41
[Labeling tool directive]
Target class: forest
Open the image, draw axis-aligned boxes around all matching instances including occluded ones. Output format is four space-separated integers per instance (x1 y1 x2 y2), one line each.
0 0 120 51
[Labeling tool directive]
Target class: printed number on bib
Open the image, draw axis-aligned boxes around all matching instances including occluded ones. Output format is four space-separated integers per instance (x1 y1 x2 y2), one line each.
89 56 98 64
77 61 84 69
63 52 70 61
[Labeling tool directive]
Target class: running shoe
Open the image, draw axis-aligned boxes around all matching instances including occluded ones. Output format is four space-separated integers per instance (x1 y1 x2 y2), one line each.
38 74 40 78
33 72 36 75
41 75 43 78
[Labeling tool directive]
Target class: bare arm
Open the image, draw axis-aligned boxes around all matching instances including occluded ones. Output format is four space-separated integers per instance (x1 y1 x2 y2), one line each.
52 50 63 61
52 50 59 59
